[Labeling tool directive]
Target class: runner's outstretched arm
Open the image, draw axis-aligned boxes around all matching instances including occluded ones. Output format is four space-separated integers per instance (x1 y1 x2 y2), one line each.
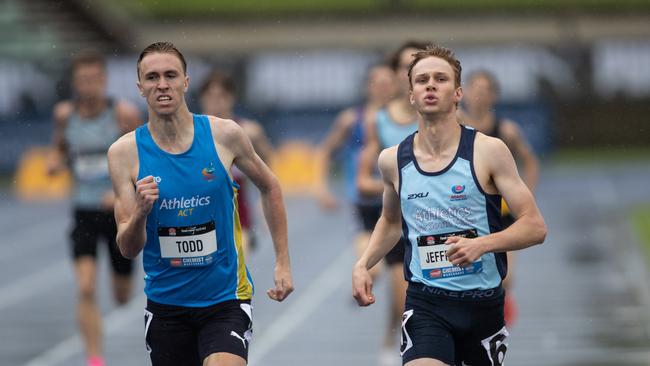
222 119 294 302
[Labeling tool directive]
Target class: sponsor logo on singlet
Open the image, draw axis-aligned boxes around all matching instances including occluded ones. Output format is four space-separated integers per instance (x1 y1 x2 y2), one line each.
450 184 467 201
407 192 429 200
201 162 216 181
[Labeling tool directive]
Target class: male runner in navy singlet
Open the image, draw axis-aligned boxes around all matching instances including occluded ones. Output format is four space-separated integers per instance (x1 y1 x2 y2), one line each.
108 42 293 366
352 45 546 366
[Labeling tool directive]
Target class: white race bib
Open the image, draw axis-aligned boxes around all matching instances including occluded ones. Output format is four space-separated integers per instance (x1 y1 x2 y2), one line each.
417 229 482 280
158 221 217 267
419 244 456 270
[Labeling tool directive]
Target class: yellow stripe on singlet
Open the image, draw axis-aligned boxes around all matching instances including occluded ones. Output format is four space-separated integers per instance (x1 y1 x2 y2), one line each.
233 187 253 300
501 198 510 216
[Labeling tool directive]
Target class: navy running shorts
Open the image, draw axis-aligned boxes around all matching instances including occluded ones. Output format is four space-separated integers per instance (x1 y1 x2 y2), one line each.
401 282 508 366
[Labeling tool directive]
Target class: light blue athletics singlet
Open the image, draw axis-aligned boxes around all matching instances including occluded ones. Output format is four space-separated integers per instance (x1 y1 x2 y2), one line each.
341 106 365 202
136 114 253 307
375 108 418 149
398 125 506 292
64 101 120 209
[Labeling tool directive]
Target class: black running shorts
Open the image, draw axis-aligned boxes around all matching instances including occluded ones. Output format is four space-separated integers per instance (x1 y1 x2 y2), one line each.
401 282 508 366
144 299 253 366
355 202 406 265
70 209 133 275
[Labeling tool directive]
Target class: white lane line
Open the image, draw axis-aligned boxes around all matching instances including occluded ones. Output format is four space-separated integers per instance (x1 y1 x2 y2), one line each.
0 261 70 311
23 294 146 366
248 246 354 366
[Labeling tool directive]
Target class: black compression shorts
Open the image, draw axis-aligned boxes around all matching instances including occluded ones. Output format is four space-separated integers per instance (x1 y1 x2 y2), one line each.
401 282 508 366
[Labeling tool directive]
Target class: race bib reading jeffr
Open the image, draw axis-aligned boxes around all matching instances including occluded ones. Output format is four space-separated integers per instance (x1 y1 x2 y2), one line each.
417 229 482 279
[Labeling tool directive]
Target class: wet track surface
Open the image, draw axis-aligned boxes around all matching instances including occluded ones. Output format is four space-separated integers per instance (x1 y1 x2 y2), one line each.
1 162 649 366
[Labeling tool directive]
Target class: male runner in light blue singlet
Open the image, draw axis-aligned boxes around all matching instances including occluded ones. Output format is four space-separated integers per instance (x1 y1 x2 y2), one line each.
315 63 396 279
352 45 546 366
108 42 293 366
47 49 141 366
356 41 428 365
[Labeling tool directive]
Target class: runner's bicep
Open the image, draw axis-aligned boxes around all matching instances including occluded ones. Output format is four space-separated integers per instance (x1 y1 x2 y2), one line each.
381 183 401 223
233 139 276 193
108 143 137 225
378 148 400 223
490 145 534 220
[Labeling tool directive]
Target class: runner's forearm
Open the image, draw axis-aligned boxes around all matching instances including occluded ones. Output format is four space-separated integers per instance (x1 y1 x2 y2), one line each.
116 215 148 259
260 183 290 265
358 216 402 270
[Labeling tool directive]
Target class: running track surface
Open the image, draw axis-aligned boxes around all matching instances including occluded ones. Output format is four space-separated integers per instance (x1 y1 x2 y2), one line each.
1 162 649 366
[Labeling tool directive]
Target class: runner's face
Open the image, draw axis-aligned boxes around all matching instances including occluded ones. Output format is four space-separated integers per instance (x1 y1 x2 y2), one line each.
464 75 496 111
137 52 188 116
200 84 234 118
72 63 106 102
397 47 419 95
409 56 462 116
366 66 397 106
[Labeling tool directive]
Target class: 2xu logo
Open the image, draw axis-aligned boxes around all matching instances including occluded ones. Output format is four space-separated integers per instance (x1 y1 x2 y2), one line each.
407 192 429 200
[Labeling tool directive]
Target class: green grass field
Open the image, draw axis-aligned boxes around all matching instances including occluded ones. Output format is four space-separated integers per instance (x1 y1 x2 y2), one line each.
633 206 650 264
549 147 650 166
115 0 650 18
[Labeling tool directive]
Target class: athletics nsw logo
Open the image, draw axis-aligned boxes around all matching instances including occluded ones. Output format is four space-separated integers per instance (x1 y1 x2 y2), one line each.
451 185 465 194
450 184 467 201
202 162 216 182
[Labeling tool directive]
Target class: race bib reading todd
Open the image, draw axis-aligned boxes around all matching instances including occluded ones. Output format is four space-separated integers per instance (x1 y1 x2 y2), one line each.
157 221 217 267
417 229 482 280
